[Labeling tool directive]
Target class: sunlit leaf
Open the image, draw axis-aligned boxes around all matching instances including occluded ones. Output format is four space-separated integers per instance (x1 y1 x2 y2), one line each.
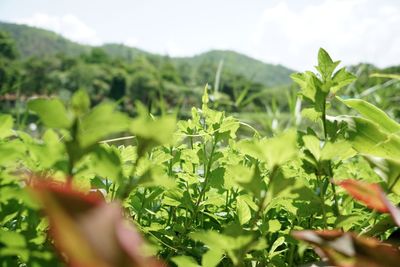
0 114 13 139
338 97 400 134
171 256 199 267
346 117 400 161
236 196 251 225
316 48 340 81
28 98 72 129
71 89 90 116
79 103 131 148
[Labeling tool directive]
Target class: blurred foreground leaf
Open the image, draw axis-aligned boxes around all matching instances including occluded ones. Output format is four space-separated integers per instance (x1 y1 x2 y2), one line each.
30 178 164 267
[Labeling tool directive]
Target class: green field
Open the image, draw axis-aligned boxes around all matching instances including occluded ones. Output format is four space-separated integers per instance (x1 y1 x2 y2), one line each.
1 23 400 267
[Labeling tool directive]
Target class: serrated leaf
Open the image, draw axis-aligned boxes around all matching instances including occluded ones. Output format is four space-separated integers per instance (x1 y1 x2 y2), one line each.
79 103 131 148
291 71 320 102
321 140 355 161
316 48 340 81
90 145 122 182
330 68 356 94
237 129 297 169
301 108 322 122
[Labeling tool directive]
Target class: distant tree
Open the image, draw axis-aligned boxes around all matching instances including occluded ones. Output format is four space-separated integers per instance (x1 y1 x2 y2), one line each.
83 48 110 64
20 56 62 94
0 31 20 93
128 56 161 108
160 57 182 84
109 70 127 101
195 61 217 85
0 31 18 59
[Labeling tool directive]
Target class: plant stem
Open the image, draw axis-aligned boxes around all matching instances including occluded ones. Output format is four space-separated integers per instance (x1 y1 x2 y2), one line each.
322 100 328 140
194 137 217 211
235 166 278 266
316 172 327 228
388 174 400 193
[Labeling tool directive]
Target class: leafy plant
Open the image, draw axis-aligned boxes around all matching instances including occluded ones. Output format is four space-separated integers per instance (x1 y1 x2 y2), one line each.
1 49 400 267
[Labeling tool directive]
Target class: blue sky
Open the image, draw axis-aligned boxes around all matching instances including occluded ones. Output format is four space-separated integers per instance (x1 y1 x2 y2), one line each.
0 0 399 70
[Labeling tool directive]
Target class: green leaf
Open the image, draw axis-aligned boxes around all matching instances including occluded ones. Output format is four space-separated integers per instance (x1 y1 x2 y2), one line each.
0 139 25 166
202 249 223 267
291 71 320 102
171 256 200 267
316 48 340 81
131 115 176 146
267 219 282 233
0 114 13 139
130 103 176 157
28 98 72 129
202 84 209 111
236 197 251 225
190 231 230 251
79 103 131 148
302 135 321 160
72 89 90 116
338 97 400 134
347 117 400 161
0 229 26 248
301 108 321 122
237 129 297 169
269 236 285 257
320 140 355 161
226 164 264 197
370 73 400 80
330 68 356 94
90 145 122 182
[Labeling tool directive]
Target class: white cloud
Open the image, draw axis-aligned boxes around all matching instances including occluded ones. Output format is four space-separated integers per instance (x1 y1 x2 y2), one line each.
123 37 139 47
252 0 400 70
15 13 101 45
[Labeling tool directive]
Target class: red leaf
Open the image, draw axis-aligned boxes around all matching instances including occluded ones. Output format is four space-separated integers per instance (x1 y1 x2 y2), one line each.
30 178 164 267
293 230 400 267
337 179 400 226
337 179 388 212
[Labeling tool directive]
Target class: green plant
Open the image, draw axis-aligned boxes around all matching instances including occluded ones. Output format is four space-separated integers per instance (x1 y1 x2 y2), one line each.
1 49 400 267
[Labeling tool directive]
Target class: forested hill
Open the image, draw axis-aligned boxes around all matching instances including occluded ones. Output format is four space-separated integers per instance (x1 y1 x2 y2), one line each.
0 21 294 86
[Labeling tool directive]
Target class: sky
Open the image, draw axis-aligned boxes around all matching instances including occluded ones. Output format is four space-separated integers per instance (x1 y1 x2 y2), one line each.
0 0 399 70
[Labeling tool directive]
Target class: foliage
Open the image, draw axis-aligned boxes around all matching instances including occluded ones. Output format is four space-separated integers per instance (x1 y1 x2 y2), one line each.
1 48 400 267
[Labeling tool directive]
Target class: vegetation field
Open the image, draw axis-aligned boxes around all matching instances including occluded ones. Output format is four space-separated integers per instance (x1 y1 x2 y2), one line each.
0 23 400 267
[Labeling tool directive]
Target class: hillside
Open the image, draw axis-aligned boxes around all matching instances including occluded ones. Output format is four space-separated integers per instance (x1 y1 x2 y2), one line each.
0 21 90 57
175 50 293 87
0 21 294 86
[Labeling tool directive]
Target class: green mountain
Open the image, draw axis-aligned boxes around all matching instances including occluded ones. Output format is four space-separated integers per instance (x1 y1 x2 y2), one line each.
0 21 90 57
175 50 293 87
0 21 294 86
